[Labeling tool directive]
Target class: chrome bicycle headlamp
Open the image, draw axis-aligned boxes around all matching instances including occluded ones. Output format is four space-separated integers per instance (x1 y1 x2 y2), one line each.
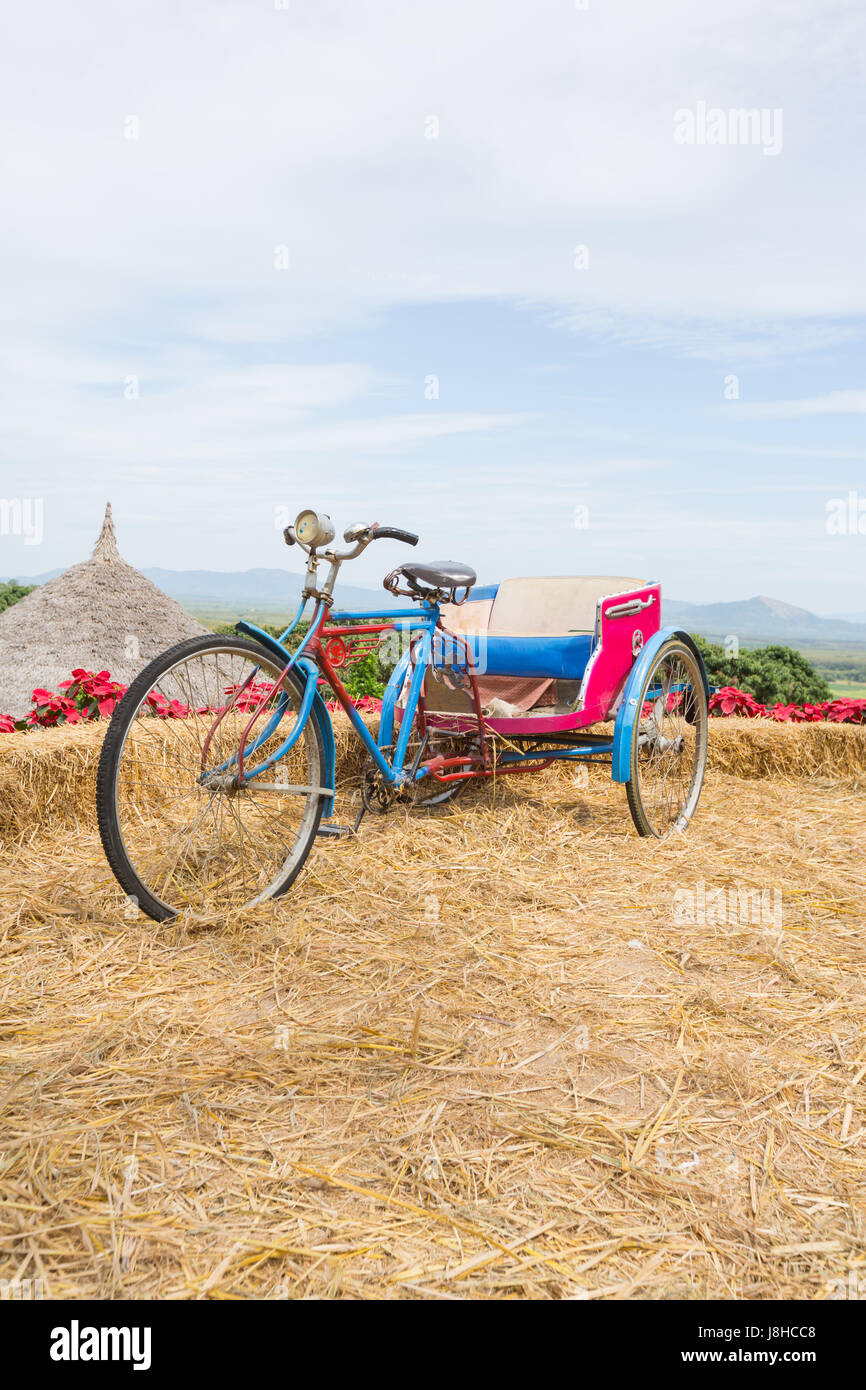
294 509 335 549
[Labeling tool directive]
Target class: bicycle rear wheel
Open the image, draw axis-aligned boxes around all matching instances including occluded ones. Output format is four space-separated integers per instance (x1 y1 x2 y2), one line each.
386 704 473 808
97 635 326 921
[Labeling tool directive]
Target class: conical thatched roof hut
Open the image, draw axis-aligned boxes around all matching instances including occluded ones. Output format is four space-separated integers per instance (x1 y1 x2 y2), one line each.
0 504 208 717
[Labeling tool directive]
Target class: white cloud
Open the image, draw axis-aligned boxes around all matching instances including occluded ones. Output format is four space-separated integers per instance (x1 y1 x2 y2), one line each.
1 0 865 610
2 0 865 347
727 390 866 419
0 347 525 469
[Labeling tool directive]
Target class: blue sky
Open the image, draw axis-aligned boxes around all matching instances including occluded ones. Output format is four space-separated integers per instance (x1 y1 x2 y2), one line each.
1 0 864 611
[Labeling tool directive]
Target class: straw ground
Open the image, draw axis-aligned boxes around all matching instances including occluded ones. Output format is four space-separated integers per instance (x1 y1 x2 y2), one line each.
1 719 864 1299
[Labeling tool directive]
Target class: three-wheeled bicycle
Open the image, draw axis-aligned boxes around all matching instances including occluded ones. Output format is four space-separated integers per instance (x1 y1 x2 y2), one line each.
97 510 709 921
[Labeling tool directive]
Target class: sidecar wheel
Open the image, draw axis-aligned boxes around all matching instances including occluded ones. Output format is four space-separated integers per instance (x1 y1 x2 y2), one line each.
625 639 708 837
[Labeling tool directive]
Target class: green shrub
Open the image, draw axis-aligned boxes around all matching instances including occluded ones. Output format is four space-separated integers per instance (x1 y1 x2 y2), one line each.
694 637 832 706
341 650 386 700
0 579 36 613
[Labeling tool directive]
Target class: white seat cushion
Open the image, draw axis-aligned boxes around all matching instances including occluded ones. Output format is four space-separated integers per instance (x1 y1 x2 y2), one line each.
438 598 493 634
488 576 646 636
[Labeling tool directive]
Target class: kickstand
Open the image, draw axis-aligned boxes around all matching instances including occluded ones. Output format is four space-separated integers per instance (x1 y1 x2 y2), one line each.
316 803 367 840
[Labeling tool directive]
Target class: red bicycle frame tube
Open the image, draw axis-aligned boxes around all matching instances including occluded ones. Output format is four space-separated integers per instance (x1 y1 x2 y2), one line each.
422 752 556 783
200 666 257 776
311 612 392 715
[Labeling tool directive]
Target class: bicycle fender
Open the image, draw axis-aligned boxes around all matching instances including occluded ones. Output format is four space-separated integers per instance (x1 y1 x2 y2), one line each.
236 621 336 816
611 627 709 784
378 649 413 750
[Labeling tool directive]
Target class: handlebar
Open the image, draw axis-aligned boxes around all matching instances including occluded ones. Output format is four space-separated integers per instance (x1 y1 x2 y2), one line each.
283 514 420 601
370 525 418 546
285 520 418 558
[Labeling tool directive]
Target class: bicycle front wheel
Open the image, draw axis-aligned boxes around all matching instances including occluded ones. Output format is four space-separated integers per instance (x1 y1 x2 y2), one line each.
96 635 326 921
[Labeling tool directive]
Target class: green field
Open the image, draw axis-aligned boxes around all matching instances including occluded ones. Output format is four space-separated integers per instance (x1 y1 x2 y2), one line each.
191 606 296 629
692 634 866 690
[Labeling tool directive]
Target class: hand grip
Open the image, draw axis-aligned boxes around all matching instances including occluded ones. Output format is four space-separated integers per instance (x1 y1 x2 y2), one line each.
371 526 419 546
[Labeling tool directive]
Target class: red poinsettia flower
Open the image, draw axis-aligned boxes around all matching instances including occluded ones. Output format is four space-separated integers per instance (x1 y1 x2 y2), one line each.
769 702 814 722
709 686 766 718
824 698 866 724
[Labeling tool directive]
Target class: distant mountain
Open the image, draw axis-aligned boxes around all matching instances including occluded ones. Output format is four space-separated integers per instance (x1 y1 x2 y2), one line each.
1 568 63 584
662 595 866 648
5 570 866 647
1 565 401 617
143 567 403 616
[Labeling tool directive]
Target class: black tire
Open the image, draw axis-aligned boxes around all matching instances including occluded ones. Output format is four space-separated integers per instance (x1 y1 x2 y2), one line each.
97 635 326 921
625 638 708 837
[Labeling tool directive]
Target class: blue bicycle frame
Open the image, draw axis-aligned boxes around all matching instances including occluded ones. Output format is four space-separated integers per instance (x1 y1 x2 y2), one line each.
235 598 442 797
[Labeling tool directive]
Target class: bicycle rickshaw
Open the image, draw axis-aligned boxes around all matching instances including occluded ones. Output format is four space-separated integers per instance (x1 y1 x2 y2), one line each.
97 510 709 921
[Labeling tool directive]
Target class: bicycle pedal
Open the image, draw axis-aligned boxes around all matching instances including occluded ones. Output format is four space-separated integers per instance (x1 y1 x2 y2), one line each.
317 823 355 839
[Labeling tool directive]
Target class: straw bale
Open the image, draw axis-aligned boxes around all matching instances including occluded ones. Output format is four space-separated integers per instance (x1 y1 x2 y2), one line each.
706 717 866 783
2 715 864 846
1 722 864 1299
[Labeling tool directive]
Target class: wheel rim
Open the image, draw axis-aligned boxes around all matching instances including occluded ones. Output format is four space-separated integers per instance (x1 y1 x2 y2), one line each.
632 645 707 835
111 644 321 916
